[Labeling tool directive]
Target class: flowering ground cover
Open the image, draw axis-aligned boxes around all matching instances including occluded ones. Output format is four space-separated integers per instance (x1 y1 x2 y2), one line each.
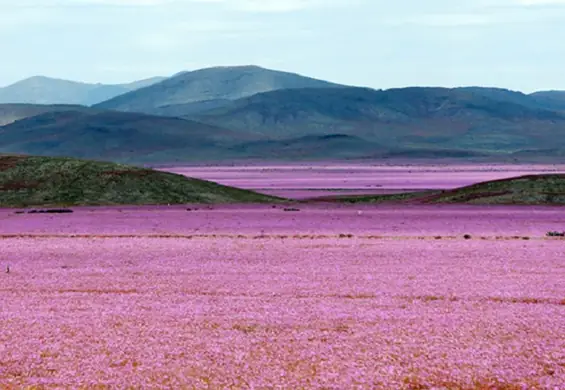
1 204 564 236
1 205 564 388
162 163 565 199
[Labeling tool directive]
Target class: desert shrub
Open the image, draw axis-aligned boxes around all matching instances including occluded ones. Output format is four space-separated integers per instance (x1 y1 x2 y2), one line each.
463 234 472 240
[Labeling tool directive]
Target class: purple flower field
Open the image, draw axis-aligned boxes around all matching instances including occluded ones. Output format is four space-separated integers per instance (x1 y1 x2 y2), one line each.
162 163 565 199
1 203 564 237
1 164 565 388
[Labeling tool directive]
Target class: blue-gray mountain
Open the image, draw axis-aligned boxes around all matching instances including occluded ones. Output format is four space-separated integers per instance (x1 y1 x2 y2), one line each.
0 76 166 106
185 86 565 157
94 65 344 115
1 65 565 163
0 108 261 163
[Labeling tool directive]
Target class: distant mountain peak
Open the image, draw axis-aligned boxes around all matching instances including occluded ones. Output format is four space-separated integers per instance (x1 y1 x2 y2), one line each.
95 65 345 114
4 75 84 87
0 75 166 106
172 65 264 77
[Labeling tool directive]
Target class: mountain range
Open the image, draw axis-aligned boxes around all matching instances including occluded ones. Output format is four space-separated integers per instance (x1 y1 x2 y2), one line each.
95 65 343 115
0 76 165 106
1 65 565 163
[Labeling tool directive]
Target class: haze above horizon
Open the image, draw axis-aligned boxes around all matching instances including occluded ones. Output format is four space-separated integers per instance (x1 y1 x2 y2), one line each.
1 0 564 93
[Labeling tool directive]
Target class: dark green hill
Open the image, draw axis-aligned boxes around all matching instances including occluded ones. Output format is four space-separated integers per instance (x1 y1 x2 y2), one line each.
94 65 344 114
0 155 281 207
426 174 565 204
330 175 565 205
0 110 259 163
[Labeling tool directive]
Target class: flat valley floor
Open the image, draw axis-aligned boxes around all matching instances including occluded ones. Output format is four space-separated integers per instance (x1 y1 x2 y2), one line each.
163 162 565 199
1 164 565 388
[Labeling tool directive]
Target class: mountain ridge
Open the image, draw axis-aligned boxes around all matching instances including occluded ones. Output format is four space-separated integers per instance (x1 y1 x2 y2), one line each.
94 65 345 115
1 65 565 163
0 109 262 163
0 75 166 106
186 86 565 152
0 103 95 126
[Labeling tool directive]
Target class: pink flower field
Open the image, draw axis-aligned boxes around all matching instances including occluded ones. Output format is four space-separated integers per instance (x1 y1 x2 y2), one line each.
162 163 565 199
1 204 564 388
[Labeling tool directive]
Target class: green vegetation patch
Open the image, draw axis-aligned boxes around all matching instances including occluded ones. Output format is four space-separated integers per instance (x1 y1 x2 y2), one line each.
325 191 441 204
0 155 283 207
329 175 565 206
428 175 565 205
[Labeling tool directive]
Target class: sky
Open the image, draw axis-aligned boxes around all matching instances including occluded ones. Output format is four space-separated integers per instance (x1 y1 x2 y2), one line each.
0 0 563 92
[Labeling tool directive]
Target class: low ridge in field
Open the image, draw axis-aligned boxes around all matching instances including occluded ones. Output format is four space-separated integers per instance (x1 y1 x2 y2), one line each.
0 155 281 207
429 174 565 204
332 174 565 205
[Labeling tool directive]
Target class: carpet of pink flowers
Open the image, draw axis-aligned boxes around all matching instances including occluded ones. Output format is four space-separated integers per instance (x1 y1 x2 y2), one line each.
163 163 565 199
1 205 565 389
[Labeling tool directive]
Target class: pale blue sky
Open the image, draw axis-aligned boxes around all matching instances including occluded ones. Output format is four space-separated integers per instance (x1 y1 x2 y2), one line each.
0 0 563 92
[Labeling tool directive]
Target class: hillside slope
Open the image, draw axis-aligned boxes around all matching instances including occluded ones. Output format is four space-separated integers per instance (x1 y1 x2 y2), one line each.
0 110 258 163
231 134 385 159
190 86 565 155
0 76 166 106
95 65 344 115
332 175 565 205
0 155 281 207
0 104 94 126
529 91 565 111
457 87 554 110
426 174 565 204
3 84 565 163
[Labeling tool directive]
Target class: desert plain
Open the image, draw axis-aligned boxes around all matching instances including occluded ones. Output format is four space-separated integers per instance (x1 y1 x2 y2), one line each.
1 163 565 389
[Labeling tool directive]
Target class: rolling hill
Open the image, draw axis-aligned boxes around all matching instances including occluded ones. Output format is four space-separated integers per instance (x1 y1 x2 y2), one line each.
3 85 565 162
2 65 565 163
456 87 557 110
529 91 565 111
94 65 344 115
0 155 281 207
329 174 565 205
0 110 261 163
0 103 94 126
427 174 565 204
0 76 166 106
229 134 385 159
187 86 565 155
